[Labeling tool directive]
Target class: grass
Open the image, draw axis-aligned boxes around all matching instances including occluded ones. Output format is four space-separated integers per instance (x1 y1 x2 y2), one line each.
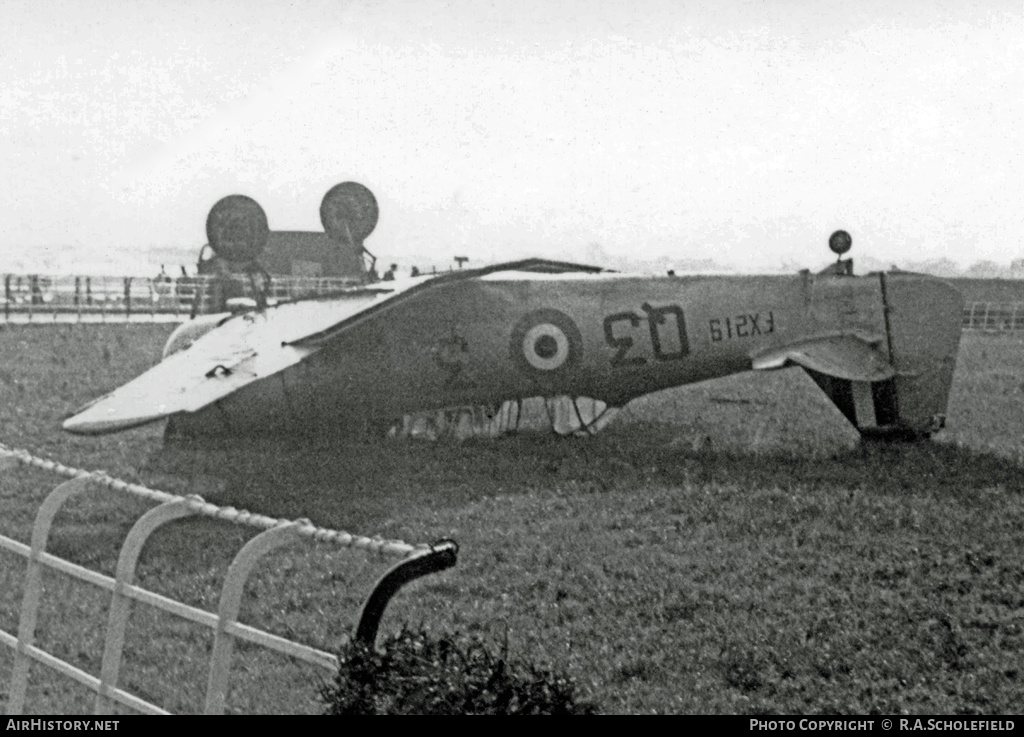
0 323 1022 714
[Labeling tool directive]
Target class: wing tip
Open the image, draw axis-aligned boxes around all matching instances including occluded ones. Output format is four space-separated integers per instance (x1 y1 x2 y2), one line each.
62 411 168 436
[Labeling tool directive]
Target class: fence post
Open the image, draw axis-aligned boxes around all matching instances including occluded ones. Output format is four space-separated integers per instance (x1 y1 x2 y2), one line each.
123 277 132 320
94 498 200 715
204 522 307 715
7 475 93 714
354 540 459 646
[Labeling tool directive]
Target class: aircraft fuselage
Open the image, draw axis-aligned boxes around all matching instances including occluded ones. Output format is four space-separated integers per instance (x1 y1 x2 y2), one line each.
163 268 962 440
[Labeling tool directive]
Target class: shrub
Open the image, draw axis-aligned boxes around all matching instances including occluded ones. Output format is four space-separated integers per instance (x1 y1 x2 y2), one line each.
321 626 598 715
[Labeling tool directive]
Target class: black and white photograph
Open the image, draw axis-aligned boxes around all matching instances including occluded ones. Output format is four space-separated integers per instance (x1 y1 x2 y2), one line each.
1 0 1022 717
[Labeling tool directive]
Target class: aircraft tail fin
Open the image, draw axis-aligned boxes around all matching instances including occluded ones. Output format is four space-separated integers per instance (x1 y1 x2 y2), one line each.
867 272 963 438
752 273 963 439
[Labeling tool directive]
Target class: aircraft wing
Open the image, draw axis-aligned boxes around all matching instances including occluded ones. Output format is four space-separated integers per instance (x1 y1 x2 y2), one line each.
62 322 317 435
750 333 895 383
62 281 422 435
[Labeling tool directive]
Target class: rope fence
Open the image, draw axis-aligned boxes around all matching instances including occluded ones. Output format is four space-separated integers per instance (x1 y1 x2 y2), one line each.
0 444 427 558
0 444 455 714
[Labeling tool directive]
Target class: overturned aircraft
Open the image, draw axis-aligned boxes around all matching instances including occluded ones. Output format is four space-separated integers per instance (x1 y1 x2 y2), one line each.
63 187 963 442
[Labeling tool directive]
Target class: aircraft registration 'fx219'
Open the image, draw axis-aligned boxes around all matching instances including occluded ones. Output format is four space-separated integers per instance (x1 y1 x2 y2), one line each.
62 189 963 442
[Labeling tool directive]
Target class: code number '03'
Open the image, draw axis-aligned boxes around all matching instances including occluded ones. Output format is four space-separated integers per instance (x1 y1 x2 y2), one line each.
603 303 690 367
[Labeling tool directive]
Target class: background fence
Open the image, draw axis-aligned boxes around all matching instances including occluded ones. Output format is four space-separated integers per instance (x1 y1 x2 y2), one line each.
1 273 362 323
2 274 1019 332
962 302 1024 332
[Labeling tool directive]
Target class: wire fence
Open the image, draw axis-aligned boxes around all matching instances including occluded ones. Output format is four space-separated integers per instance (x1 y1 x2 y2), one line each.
962 302 1024 332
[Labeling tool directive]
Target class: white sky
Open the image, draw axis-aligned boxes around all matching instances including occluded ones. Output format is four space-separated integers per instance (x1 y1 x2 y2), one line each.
1 0 1021 274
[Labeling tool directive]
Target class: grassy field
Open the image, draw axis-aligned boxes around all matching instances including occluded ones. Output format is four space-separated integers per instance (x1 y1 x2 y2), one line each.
0 323 1022 714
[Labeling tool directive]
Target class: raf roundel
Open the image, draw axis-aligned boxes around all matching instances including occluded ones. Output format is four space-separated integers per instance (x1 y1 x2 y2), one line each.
510 309 583 378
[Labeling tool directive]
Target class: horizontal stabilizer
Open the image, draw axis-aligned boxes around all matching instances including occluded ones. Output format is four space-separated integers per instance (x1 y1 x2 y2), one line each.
750 334 894 383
